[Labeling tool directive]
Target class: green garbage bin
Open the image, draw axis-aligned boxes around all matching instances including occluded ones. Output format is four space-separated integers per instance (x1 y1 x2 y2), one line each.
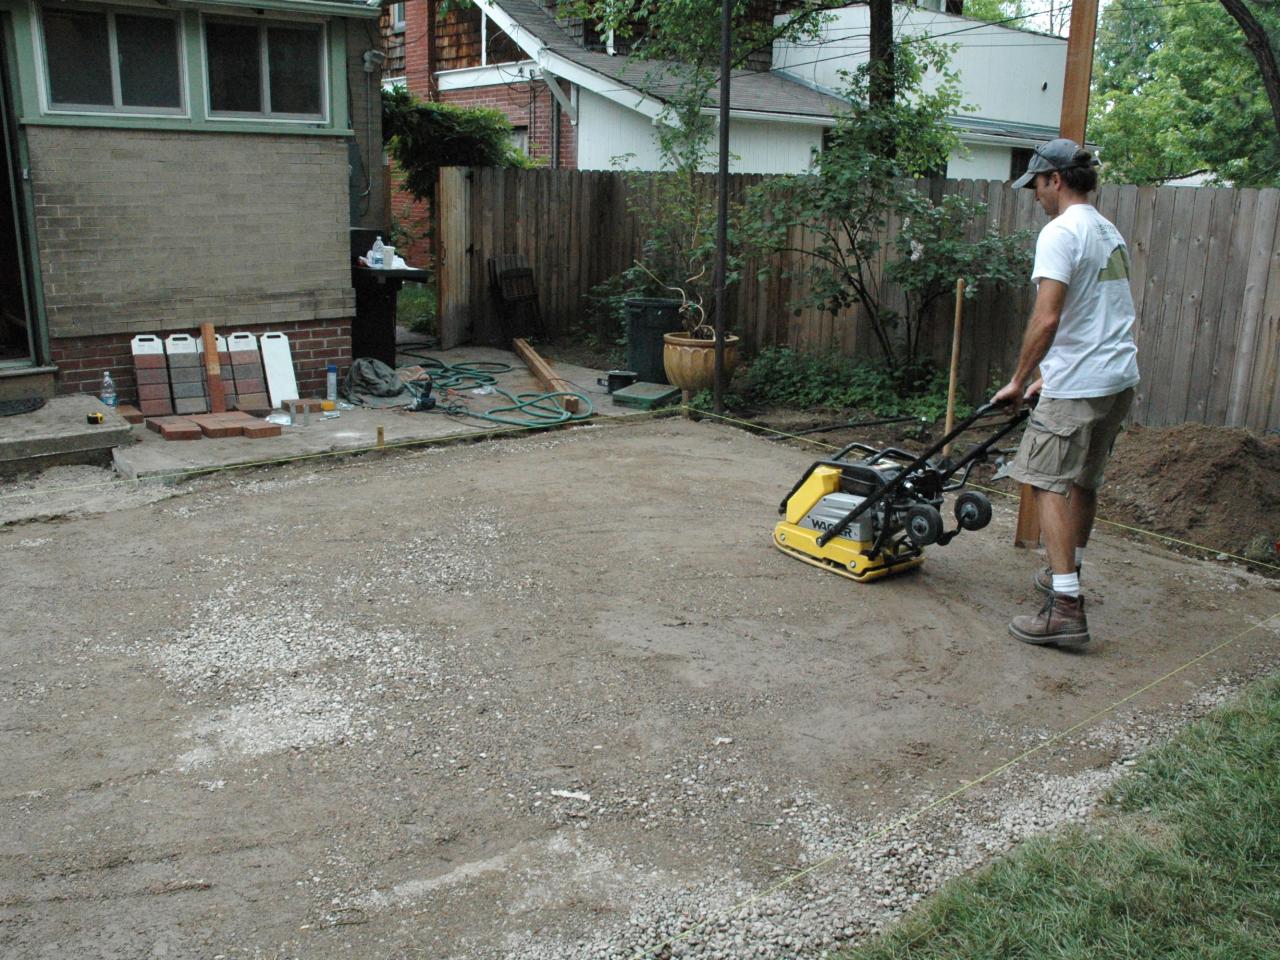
624 297 682 385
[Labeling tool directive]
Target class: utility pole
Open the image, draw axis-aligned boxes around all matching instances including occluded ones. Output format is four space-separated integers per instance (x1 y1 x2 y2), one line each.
713 0 731 414
1015 0 1100 549
869 0 894 111
1059 0 1099 143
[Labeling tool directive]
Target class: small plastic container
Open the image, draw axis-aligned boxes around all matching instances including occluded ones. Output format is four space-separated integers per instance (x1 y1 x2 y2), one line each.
99 371 117 407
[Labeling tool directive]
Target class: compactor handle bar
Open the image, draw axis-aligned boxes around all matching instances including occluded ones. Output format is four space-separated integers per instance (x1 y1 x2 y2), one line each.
795 396 1032 547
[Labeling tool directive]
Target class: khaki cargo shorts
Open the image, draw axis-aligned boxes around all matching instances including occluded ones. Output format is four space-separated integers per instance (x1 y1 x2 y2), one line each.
1008 387 1135 496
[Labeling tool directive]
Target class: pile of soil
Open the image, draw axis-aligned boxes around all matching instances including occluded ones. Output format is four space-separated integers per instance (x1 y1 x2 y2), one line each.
1098 422 1280 559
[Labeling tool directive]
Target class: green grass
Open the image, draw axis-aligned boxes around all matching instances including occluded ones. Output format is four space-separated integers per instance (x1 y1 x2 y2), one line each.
841 675 1280 959
397 280 437 335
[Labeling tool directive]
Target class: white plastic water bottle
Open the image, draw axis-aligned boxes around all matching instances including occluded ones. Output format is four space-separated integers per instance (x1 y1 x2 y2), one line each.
370 235 385 268
100 371 117 407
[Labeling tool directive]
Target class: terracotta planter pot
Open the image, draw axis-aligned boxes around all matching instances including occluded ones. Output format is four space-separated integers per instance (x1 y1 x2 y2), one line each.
662 332 741 395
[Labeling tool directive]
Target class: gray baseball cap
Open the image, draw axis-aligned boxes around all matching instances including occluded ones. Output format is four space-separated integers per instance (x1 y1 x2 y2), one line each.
1011 138 1099 189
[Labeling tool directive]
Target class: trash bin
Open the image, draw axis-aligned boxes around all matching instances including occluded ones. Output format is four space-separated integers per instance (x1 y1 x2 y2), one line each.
624 298 682 385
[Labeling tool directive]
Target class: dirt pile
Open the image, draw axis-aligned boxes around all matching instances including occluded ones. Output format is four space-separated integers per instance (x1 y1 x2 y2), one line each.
1099 423 1280 558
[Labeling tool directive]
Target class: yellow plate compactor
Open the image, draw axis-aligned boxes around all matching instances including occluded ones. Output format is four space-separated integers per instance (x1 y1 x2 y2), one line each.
774 400 1031 582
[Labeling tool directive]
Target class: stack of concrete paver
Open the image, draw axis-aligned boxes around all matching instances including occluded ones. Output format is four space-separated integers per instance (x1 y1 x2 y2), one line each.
124 331 293 441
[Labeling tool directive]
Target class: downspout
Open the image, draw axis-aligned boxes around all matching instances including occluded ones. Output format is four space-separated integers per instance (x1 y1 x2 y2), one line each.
426 0 439 100
550 86 560 169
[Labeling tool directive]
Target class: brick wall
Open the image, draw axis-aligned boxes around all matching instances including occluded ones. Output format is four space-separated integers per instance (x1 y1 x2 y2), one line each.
27 126 356 343
442 84 577 169
51 319 351 400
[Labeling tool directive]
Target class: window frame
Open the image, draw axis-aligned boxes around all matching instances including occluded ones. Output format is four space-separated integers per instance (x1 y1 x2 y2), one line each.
37 3 187 118
390 2 406 33
201 13 329 124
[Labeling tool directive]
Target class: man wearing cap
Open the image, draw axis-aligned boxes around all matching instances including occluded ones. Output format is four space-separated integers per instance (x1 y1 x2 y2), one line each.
993 138 1140 649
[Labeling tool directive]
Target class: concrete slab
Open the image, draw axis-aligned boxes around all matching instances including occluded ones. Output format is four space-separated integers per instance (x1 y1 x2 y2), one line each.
0 395 134 476
111 346 659 481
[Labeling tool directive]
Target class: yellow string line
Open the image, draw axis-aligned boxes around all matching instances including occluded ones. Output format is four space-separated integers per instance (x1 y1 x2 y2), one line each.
690 407 1280 574
631 605 1280 960
0 407 680 505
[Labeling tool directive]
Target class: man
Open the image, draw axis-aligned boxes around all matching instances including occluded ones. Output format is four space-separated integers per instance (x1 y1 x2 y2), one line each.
993 138 1140 649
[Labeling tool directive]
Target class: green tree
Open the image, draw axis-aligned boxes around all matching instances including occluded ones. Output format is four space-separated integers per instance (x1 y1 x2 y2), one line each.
1091 0 1280 185
381 88 531 203
742 41 1031 376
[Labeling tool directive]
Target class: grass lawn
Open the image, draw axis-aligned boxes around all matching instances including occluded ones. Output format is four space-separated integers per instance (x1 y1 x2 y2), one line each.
842 675 1280 959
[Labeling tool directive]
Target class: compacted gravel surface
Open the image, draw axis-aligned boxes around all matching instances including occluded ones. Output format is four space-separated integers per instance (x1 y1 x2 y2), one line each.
3 418 1278 959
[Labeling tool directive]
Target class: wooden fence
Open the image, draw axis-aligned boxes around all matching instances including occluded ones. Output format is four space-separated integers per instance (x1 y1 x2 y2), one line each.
437 166 1280 432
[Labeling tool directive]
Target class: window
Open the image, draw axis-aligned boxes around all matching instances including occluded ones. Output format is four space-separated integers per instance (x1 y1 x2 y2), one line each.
1010 147 1035 181
205 18 325 119
42 6 182 113
391 2 406 32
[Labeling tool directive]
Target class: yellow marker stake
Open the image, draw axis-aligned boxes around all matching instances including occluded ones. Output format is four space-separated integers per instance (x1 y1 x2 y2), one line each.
376 426 385 448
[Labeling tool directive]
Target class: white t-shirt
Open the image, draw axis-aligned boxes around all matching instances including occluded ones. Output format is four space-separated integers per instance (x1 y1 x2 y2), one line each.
1032 203 1141 399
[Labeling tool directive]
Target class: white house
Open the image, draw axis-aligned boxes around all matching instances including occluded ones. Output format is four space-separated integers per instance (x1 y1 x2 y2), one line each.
772 2 1069 180
391 0 1066 179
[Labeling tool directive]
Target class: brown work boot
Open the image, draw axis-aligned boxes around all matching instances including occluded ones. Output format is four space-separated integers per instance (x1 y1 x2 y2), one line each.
1010 593 1091 647
1034 565 1081 596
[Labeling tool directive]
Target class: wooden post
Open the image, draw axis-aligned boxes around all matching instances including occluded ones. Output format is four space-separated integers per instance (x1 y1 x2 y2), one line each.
1059 0 1100 144
1014 0 1100 548
942 278 964 457
200 322 226 414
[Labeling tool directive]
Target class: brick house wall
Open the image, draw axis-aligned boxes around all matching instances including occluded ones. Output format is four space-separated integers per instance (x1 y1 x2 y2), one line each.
392 0 577 268
27 125 356 397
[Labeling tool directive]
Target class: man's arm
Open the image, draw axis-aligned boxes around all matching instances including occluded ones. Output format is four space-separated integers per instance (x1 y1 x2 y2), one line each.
993 278 1068 411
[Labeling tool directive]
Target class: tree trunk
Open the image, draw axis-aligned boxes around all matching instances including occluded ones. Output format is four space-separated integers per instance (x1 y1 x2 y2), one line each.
1219 0 1280 146
869 0 894 110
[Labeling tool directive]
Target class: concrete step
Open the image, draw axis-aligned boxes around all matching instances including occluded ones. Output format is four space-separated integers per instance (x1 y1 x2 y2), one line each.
0 395 135 477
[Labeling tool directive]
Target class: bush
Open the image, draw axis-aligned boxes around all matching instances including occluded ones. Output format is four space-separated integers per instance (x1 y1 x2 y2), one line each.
731 346 970 420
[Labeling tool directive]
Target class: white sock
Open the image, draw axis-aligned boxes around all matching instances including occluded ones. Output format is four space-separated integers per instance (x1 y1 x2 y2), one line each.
1075 547 1085 571
1052 572 1081 597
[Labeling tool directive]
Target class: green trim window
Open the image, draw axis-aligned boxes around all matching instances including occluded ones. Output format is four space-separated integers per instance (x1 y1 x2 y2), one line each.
204 17 326 120
41 6 183 114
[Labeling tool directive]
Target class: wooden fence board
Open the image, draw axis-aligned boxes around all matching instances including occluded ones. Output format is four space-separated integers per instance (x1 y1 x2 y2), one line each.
436 168 1280 431
1228 189 1280 425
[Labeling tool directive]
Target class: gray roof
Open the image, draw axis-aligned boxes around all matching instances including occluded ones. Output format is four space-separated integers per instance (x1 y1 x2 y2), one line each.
493 0 845 121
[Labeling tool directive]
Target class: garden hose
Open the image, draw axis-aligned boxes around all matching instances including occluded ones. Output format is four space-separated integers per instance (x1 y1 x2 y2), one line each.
397 351 514 391
398 353 594 427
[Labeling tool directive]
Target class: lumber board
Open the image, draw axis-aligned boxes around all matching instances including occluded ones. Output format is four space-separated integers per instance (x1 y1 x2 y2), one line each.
512 337 580 414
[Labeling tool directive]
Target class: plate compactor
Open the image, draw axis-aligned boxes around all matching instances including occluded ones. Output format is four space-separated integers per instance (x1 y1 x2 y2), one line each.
774 400 1031 582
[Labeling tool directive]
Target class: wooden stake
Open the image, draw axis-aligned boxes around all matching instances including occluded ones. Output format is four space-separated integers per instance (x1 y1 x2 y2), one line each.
200 322 226 414
1014 483 1041 548
942 278 964 457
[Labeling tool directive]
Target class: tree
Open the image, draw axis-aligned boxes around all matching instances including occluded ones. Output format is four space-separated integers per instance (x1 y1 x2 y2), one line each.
742 41 1031 377
381 88 532 203
1091 0 1280 185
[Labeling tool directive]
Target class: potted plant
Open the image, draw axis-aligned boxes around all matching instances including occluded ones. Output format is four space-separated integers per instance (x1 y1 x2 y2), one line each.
630 262 739 395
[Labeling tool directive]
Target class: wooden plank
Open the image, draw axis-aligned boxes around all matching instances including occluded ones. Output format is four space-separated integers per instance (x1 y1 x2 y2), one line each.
1130 187 1178 423
1244 189 1280 429
1185 188 1236 423
1156 185 1215 425
200 322 226 414
1205 188 1259 424
512 337 580 413
1226 188 1280 425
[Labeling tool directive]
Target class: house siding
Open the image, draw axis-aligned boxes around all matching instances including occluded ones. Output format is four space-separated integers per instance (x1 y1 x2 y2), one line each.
27 126 355 394
576 90 820 174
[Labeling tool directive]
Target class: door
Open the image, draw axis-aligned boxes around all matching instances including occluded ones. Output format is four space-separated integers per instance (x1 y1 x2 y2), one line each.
0 19 38 366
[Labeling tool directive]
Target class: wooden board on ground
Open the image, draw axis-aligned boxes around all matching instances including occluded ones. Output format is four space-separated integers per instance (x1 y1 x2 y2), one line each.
512 338 580 414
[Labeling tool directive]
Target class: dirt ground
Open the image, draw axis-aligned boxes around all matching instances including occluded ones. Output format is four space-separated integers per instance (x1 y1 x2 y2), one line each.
3 417 1279 960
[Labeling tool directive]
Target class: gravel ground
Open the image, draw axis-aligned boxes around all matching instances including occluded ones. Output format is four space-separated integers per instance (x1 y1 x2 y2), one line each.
2 418 1279 959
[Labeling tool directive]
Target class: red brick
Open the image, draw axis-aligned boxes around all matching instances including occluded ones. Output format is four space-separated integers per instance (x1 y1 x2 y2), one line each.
116 403 144 424
241 420 282 439
139 399 174 416
134 354 168 369
135 366 170 385
137 383 171 401
189 414 244 438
